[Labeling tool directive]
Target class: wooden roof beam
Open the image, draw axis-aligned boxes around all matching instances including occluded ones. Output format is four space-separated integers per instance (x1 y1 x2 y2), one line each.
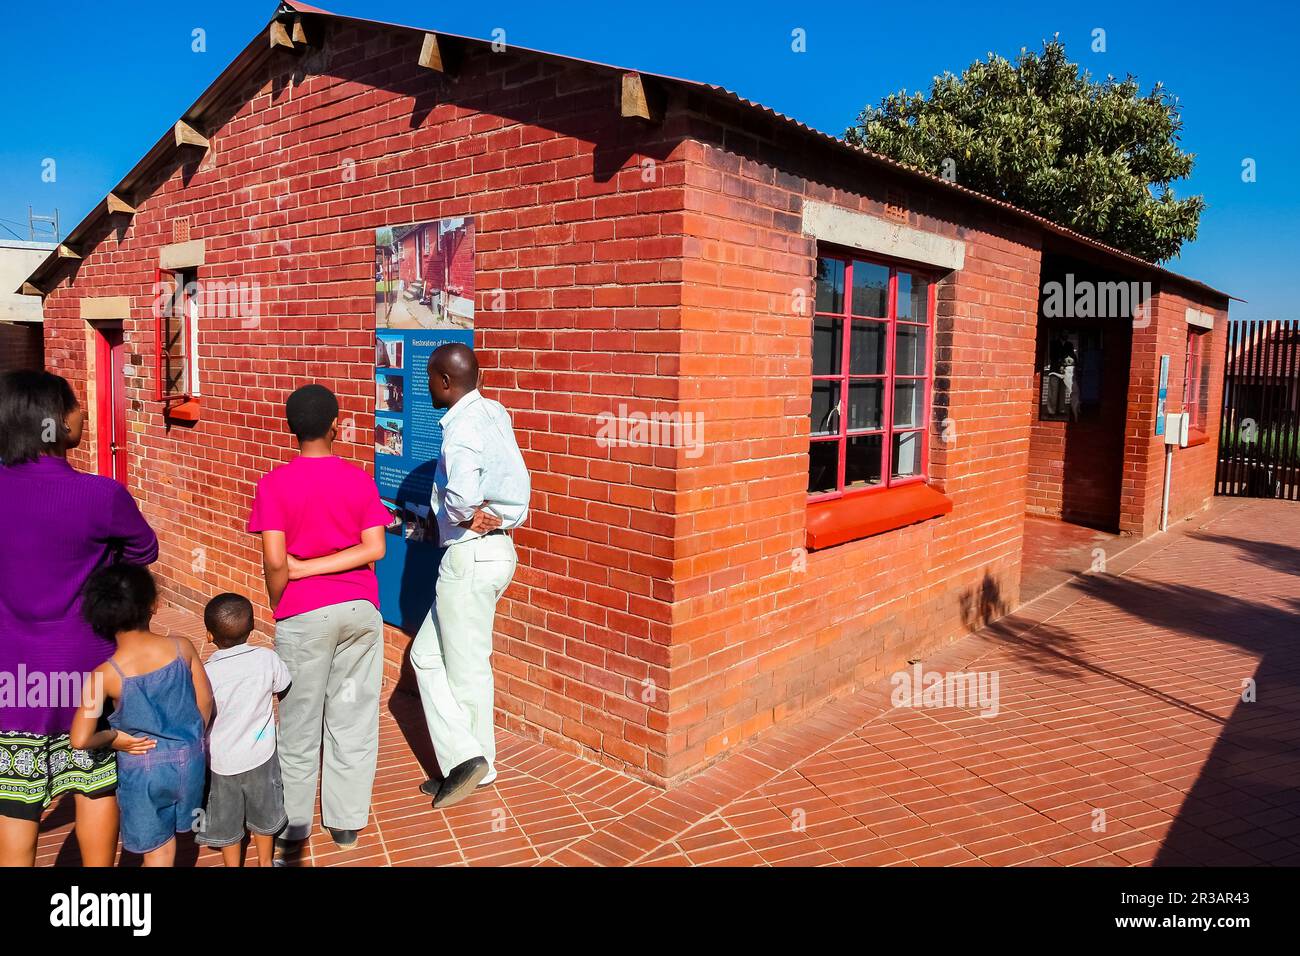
269 20 295 50
271 15 312 51
19 282 44 296
106 193 136 215
56 244 80 260
621 72 664 123
173 120 209 149
418 33 461 75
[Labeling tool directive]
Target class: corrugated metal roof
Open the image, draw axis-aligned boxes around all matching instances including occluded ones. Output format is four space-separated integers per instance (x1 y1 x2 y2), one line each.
20 0 1235 303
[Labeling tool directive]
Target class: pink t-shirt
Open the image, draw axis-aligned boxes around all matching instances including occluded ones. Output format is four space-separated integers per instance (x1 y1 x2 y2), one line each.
247 455 392 620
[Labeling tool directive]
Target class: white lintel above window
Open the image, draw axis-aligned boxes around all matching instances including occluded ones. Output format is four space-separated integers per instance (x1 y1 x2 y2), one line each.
801 200 965 272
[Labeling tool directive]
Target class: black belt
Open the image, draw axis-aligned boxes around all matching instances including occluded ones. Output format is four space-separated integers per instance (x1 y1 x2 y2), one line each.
484 528 509 536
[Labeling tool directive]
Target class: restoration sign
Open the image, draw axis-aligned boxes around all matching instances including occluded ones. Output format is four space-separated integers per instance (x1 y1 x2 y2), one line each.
372 217 475 630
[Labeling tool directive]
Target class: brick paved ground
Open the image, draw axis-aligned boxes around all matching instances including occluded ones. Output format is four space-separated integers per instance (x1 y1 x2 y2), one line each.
38 498 1300 866
1020 515 1123 603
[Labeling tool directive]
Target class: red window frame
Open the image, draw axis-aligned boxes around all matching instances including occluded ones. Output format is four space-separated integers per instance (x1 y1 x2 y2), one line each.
153 266 198 401
1183 327 1209 433
809 252 936 503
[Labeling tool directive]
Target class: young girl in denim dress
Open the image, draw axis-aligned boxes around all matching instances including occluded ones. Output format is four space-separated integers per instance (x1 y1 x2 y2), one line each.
71 565 212 865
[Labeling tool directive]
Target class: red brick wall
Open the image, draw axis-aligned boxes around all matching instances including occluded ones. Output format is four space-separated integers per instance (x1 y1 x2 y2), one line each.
0 322 44 374
41 20 688 782
397 229 422 286
665 101 1042 780
1120 286 1228 536
1162 292 1227 525
432 224 474 294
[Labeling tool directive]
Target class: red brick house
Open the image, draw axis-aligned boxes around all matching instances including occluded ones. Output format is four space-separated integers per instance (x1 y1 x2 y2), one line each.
19 1 1232 786
394 226 425 288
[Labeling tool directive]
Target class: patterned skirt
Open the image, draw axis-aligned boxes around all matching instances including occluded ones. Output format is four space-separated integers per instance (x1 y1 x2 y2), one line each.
0 731 117 822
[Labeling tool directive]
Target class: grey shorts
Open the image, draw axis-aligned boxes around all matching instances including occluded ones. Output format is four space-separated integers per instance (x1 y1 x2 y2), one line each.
195 753 287 847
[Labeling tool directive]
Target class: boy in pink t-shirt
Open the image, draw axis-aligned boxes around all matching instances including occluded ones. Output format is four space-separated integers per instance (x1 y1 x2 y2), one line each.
247 384 390 853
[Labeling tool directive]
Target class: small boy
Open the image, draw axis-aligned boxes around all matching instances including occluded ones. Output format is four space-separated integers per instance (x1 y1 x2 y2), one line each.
195 593 291 867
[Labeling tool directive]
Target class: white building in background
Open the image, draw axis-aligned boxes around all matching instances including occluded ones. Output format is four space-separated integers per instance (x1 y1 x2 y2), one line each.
0 240 53 371
0 239 53 323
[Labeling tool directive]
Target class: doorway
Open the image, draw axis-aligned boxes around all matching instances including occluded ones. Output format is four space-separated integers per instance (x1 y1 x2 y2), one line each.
1021 251 1144 604
93 322 128 485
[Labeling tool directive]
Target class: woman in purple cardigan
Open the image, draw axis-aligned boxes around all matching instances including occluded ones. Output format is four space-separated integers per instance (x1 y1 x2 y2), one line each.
0 370 158 866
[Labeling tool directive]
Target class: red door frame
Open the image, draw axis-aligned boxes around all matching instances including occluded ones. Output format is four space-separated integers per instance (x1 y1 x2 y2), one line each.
94 322 129 486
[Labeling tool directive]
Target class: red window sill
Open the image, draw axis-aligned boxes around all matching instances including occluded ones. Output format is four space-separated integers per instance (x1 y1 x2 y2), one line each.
165 397 201 422
806 483 953 551
1184 428 1209 448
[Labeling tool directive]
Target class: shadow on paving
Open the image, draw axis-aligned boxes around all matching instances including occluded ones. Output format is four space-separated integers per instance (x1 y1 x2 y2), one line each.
40 796 204 868
979 534 1300 865
1193 531 1300 579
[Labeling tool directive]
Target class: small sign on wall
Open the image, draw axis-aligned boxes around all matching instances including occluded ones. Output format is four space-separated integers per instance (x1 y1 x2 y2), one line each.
1155 354 1169 436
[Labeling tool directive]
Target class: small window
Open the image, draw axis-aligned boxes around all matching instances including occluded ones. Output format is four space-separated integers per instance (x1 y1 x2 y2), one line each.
1184 327 1210 431
155 268 200 399
808 254 935 498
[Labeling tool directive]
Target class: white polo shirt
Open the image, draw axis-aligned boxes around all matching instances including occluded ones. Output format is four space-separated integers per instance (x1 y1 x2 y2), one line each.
204 644 292 776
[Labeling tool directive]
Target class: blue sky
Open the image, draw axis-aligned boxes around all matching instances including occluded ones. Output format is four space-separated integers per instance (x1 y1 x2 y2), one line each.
2 0 1295 315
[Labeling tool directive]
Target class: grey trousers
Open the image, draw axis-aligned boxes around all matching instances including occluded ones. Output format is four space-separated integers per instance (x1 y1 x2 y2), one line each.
274 599 384 838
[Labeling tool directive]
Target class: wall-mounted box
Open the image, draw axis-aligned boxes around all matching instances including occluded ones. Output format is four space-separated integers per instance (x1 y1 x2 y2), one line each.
1164 412 1190 447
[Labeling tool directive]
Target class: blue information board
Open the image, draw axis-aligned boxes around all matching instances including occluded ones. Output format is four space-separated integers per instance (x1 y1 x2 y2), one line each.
1155 354 1169 436
372 218 476 631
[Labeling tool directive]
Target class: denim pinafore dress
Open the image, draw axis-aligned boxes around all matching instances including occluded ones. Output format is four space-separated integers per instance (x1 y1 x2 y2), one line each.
108 639 207 854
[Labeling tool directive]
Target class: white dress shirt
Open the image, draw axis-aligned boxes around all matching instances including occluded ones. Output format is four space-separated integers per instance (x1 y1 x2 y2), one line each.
431 389 531 546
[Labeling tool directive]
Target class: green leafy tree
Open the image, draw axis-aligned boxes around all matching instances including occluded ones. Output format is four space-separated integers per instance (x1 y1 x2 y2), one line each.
846 40 1204 262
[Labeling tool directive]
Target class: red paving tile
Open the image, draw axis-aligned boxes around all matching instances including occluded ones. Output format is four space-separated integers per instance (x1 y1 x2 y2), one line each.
35 499 1300 866
1020 515 1124 603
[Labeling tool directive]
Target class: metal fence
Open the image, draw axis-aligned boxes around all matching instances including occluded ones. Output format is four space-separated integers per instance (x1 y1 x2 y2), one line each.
1216 319 1300 500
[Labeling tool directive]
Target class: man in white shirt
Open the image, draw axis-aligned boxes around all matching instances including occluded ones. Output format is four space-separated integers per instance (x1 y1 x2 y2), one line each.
412 342 530 808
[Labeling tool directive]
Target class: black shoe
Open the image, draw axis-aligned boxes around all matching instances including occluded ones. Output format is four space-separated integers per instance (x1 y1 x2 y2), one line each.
423 774 493 796
273 836 305 865
433 757 489 809
326 827 359 849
